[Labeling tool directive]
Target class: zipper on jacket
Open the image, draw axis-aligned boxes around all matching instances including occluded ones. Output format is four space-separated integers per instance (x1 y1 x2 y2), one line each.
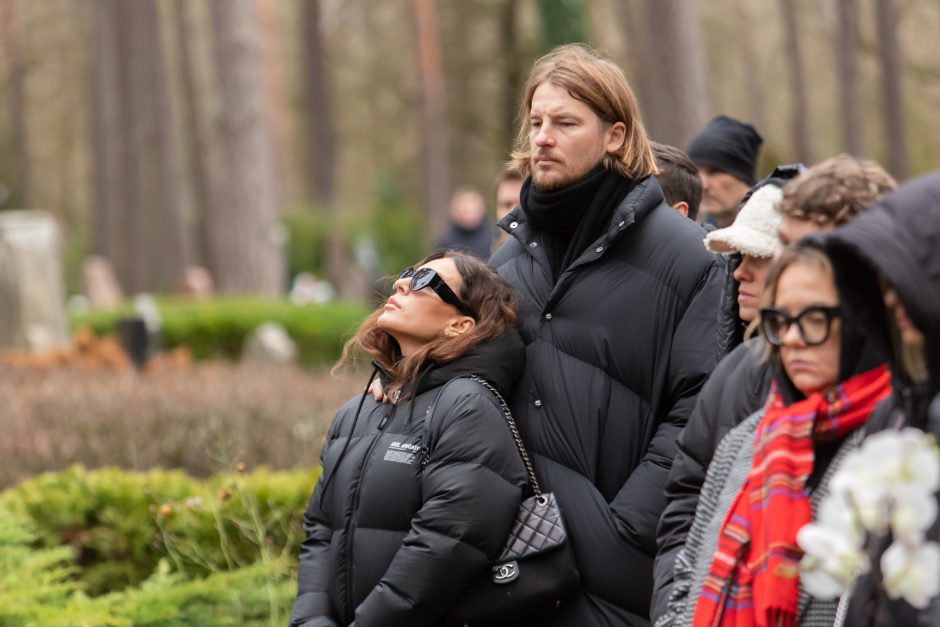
343 404 395 620
377 412 391 430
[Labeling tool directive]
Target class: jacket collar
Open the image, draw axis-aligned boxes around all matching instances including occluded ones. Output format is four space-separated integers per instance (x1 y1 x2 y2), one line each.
498 175 665 276
411 329 526 398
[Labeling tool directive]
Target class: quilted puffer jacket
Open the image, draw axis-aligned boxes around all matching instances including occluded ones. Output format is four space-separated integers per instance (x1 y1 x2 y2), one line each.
490 175 723 626
290 331 528 627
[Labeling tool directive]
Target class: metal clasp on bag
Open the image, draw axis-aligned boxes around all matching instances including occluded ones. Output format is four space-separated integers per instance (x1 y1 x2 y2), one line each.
491 561 519 584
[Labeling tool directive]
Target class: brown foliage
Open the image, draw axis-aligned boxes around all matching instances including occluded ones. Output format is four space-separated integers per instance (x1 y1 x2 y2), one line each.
0 361 365 488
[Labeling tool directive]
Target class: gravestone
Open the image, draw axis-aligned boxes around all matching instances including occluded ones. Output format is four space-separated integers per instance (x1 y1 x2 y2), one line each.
82 255 124 309
0 210 70 350
242 321 296 365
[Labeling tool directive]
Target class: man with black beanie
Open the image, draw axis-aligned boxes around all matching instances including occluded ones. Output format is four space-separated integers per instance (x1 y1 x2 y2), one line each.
686 115 763 228
490 44 722 626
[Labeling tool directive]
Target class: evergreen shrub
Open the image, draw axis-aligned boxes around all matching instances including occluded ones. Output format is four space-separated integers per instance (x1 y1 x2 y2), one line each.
0 466 318 596
71 297 368 366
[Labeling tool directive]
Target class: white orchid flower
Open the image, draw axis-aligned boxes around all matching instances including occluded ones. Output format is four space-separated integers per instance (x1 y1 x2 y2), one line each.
801 428 940 608
889 484 939 544
797 523 870 599
816 492 865 545
881 540 940 610
830 458 891 533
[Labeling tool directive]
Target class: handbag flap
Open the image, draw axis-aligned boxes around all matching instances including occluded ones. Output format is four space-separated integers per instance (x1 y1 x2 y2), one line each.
497 492 566 562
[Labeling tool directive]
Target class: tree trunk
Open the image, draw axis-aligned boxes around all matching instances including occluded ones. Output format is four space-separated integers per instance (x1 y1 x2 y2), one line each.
1 0 29 208
299 0 350 297
736 0 766 133
255 0 295 210
536 0 588 51
172 0 215 271
88 0 120 259
111 0 144 292
300 0 336 209
208 0 284 294
780 0 813 163
499 0 521 154
835 0 862 155
410 0 450 242
641 0 710 147
874 0 908 179
131 0 189 291
615 0 652 123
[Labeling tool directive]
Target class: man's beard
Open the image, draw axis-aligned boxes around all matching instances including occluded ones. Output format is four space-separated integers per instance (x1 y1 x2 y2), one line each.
531 158 599 192
531 170 568 192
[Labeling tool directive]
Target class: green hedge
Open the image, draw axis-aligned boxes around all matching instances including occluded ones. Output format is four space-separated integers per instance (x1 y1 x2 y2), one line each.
0 465 319 596
71 297 369 366
0 506 297 625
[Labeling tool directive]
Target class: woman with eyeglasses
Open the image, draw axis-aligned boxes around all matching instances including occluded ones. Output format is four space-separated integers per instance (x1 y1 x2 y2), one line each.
290 250 529 627
660 242 892 627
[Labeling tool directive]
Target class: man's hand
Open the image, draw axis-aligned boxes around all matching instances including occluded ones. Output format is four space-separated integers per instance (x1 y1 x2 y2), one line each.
369 378 390 403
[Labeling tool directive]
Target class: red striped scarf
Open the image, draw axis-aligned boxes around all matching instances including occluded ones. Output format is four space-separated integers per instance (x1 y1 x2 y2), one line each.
692 364 891 627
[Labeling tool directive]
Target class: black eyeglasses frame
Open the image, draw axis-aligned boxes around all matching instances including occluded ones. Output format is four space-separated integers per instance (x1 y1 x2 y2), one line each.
759 305 843 347
397 266 475 318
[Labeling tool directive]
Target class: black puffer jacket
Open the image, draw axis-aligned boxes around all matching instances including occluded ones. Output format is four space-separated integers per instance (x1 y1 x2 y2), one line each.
490 176 722 626
290 332 528 627
822 171 940 627
650 338 773 623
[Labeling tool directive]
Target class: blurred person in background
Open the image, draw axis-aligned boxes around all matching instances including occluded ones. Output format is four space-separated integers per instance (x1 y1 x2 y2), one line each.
435 187 494 260
291 250 528 627
493 165 524 249
652 156 896 625
686 115 763 228
651 141 702 221
491 43 722 626
661 242 892 626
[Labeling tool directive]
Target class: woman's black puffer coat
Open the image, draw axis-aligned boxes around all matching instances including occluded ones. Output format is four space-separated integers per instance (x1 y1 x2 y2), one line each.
290 331 529 627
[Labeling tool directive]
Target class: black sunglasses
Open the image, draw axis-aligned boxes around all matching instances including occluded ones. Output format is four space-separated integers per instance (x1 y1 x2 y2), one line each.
760 305 842 347
397 267 475 318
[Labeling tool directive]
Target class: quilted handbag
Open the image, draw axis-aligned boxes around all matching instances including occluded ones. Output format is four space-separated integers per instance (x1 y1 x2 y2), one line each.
422 375 580 626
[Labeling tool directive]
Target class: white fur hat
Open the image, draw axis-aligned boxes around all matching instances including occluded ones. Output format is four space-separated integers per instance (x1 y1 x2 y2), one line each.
704 184 783 258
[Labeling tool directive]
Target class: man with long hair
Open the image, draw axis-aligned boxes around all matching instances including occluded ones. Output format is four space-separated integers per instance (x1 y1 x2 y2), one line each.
490 44 722 626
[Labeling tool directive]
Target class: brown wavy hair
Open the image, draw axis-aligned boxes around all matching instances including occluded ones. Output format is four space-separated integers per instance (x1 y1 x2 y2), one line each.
335 251 518 399
510 44 658 181
779 154 896 226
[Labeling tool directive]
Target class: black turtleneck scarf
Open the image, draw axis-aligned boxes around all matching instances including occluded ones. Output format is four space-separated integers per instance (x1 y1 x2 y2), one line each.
520 163 637 281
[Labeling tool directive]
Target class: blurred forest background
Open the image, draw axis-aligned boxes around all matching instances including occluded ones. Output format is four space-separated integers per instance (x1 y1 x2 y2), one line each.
1 0 938 300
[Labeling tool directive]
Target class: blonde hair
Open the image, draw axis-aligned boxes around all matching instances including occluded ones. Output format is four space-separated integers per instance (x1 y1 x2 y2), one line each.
510 44 658 180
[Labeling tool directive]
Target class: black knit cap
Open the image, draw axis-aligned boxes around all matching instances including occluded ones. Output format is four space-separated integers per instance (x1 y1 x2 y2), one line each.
686 115 763 185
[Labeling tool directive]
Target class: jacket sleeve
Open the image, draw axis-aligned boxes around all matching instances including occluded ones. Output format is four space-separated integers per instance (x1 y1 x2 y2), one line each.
650 356 732 623
609 260 722 557
351 390 527 627
290 435 341 627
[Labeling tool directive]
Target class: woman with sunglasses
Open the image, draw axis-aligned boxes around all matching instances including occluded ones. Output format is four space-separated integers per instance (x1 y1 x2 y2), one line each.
291 250 529 627
660 242 892 627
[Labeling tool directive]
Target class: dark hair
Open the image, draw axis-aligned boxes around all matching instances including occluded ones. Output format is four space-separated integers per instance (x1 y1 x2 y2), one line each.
752 244 836 362
336 251 518 399
652 142 703 221
779 154 896 226
495 164 524 188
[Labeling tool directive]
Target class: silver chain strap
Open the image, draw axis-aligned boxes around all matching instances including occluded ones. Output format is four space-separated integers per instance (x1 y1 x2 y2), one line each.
467 375 542 498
